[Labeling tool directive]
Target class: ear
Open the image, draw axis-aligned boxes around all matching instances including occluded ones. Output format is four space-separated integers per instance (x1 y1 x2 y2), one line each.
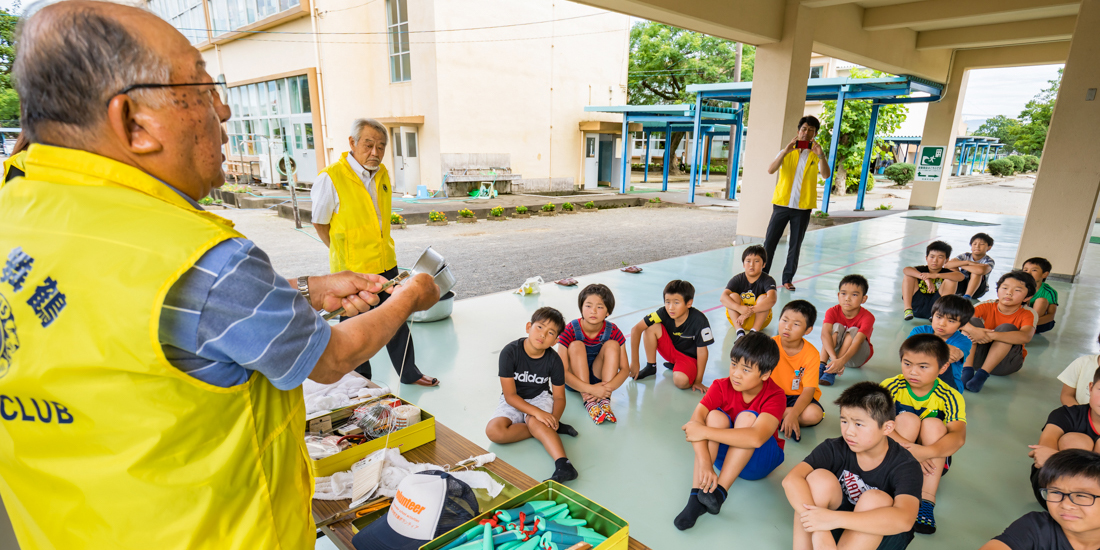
881 420 896 436
685 299 694 308
861 295 869 304
759 369 770 381
939 362 951 375
106 95 163 155
525 321 532 333
805 326 814 335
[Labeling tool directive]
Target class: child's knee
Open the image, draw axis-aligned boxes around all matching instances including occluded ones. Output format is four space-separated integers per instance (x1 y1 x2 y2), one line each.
919 417 948 442
485 420 509 442
994 323 1019 333
733 410 759 428
672 371 691 389
1059 432 1095 451
800 404 824 426
706 409 732 428
807 469 840 495
853 489 894 511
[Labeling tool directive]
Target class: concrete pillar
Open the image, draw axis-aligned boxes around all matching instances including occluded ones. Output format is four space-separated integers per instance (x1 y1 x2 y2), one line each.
1016 0 1100 280
910 60 970 209
737 0 815 239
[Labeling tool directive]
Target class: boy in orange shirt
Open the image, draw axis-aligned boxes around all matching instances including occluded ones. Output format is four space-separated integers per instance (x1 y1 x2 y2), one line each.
771 300 823 443
961 270 1038 393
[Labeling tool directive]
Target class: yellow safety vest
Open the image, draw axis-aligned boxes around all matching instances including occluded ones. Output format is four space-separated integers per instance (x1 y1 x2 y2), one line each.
771 149 820 210
1 150 26 189
322 152 396 274
0 144 314 550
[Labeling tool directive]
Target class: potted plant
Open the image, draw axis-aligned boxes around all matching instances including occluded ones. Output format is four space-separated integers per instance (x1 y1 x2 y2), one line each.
198 196 225 209
217 184 251 207
391 212 407 229
427 210 448 226
540 202 556 217
811 210 834 226
581 200 598 213
513 205 531 219
645 196 663 208
457 208 476 223
561 202 576 214
488 206 507 221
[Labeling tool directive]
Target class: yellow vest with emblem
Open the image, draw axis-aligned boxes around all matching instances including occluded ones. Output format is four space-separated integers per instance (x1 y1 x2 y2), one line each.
771 149 820 210
1 149 26 189
321 152 396 274
0 144 313 549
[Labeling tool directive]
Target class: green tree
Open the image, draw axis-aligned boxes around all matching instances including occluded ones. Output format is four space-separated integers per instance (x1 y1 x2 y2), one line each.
817 69 908 193
974 115 1020 154
627 21 754 174
1013 68 1061 156
0 6 19 124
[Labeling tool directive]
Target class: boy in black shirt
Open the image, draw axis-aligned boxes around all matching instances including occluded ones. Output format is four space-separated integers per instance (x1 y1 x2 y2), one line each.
721 244 779 338
1028 367 1100 507
901 241 964 321
783 382 922 550
985 449 1100 550
631 280 715 392
485 307 579 483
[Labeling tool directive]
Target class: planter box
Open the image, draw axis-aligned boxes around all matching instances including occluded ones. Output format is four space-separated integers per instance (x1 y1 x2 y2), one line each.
457 217 477 224
539 211 557 217
307 395 436 478
512 213 531 219
427 220 449 227
581 207 599 213
487 216 508 222
644 202 665 208
391 223 407 230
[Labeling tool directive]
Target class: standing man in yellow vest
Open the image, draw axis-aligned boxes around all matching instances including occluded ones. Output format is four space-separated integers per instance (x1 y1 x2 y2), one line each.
310 119 439 387
0 3 438 549
763 116 831 291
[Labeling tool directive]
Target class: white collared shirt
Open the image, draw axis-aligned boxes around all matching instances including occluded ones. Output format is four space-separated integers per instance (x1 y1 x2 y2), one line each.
309 154 382 226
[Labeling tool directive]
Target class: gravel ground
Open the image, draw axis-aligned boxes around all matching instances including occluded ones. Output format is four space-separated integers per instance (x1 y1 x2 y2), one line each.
215 206 739 299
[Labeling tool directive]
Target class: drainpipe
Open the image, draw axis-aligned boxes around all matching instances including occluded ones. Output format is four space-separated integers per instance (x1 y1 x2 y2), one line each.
310 0 330 166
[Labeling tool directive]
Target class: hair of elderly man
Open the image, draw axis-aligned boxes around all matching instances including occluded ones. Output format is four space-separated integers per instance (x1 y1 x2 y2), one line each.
14 1 172 144
350 118 388 145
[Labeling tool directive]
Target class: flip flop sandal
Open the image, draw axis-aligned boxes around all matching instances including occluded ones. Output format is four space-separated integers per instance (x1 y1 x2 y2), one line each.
599 399 617 423
585 400 606 425
555 278 578 286
413 376 440 387
621 266 643 274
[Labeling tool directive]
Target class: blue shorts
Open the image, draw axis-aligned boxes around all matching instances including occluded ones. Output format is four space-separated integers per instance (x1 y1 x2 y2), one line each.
713 410 785 481
1037 321 1055 334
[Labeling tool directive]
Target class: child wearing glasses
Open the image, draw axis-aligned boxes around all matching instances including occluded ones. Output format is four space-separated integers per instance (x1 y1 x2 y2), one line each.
1027 365 1100 509
983 449 1100 550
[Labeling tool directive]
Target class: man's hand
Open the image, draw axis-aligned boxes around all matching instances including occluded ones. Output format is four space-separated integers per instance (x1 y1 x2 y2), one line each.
947 345 964 364
682 420 708 442
311 271 386 315
391 272 440 312
800 505 842 532
529 410 558 430
811 141 824 158
785 136 798 153
1029 445 1057 468
781 410 801 440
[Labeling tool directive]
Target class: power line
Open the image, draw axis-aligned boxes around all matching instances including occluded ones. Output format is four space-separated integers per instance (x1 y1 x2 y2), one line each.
178 11 610 36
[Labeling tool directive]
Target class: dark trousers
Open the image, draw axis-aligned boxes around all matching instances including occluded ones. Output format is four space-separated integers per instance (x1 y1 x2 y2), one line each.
763 205 812 285
340 266 424 384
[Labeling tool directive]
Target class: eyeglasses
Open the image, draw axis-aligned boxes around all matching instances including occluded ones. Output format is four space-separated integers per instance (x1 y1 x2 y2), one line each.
1041 488 1100 506
109 75 229 106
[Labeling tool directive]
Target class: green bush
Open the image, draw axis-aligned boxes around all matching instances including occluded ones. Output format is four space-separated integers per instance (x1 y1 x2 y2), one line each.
490 206 504 217
883 163 915 185
1022 155 1040 172
515 205 529 214
844 176 875 194
987 158 1013 177
583 201 595 209
562 202 575 211
541 202 556 212
1007 155 1026 173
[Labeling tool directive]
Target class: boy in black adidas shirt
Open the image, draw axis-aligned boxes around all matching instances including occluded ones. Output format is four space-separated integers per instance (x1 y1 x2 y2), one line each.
783 382 921 550
486 307 579 483
631 280 715 392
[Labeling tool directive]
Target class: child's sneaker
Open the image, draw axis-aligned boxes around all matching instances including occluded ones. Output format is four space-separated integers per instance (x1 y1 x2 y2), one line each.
903 308 915 321
914 499 936 534
585 400 606 424
819 362 836 386
598 398 617 423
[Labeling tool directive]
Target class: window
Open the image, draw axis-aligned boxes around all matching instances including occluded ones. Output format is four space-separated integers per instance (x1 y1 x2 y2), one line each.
204 0 301 36
809 65 824 79
586 137 596 158
224 75 311 158
387 0 411 82
149 0 207 44
405 132 417 158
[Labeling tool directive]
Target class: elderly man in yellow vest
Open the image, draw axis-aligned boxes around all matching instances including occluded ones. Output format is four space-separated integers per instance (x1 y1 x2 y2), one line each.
763 115 832 291
310 119 439 387
0 2 438 549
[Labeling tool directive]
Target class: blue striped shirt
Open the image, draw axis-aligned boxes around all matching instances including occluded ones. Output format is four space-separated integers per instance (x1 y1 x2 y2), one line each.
158 238 331 390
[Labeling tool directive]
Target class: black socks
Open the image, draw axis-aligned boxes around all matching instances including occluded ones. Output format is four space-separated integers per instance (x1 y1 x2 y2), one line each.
674 489 708 530
548 457 578 483
636 362 658 381
696 485 728 515
556 422 578 437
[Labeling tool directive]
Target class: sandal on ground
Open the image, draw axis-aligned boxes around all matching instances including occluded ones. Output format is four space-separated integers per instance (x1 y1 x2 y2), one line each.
412 376 439 387
555 278 578 286
783 282 796 291
621 266 643 274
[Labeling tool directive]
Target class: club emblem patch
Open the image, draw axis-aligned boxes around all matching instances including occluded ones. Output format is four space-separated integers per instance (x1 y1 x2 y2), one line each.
0 294 18 379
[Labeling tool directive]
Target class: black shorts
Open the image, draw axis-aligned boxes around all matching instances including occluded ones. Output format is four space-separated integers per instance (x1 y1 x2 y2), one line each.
957 273 989 299
786 394 823 412
831 528 913 549
911 291 940 319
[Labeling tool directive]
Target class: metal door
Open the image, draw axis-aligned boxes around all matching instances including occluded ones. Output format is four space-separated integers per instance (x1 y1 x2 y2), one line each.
390 126 420 194
584 133 598 189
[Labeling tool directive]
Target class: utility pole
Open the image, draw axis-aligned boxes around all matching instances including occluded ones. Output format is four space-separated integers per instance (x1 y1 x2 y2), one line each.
725 43 743 198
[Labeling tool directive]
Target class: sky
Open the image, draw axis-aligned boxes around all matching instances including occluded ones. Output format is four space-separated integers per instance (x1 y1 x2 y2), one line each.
960 64 1064 120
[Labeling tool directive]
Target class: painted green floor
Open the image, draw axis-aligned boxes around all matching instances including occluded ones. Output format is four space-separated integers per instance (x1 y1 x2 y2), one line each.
360 211 1100 549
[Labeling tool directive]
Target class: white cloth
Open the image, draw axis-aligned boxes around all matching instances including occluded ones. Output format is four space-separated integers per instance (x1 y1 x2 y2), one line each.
788 149 811 209
490 391 554 424
303 371 390 415
1057 355 1100 405
309 153 382 226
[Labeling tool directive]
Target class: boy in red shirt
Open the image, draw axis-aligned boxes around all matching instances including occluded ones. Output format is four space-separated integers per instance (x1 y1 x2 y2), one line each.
961 270 1038 393
675 331 786 530
819 274 875 386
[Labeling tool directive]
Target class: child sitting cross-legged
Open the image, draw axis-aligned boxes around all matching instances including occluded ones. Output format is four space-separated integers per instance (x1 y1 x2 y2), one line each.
819 274 875 387
557 284 629 425
772 300 823 443
960 270 1038 393
983 449 1100 550
908 295 974 392
631 280 715 392
1028 368 1100 509
486 307 579 483
881 334 967 535
902 241 964 321
1021 257 1059 335
782 382 921 550
721 244 779 339
945 232 996 300
1057 332 1100 407
675 331 786 531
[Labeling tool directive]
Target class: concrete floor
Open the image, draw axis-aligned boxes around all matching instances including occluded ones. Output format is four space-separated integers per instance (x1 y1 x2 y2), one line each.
345 211 1100 549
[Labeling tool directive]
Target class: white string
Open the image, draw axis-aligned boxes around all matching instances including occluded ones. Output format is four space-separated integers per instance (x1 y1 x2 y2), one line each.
380 321 414 452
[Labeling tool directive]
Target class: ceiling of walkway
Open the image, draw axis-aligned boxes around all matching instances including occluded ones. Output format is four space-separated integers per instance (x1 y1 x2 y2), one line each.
573 0 1077 81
